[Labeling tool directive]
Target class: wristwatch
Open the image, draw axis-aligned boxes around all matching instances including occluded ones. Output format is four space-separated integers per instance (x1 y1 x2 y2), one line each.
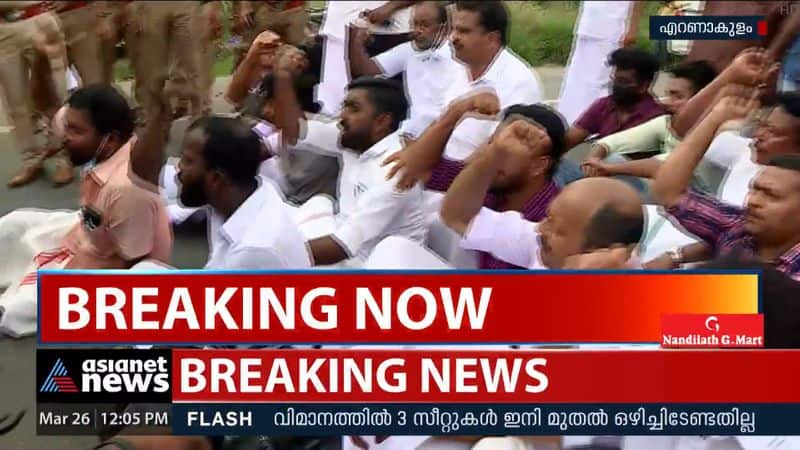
666 247 684 268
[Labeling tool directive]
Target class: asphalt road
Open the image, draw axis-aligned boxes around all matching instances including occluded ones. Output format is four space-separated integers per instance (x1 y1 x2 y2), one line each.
0 68 669 450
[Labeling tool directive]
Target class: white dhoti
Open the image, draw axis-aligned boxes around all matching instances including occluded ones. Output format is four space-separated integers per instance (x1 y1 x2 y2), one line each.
0 209 79 338
557 36 620 125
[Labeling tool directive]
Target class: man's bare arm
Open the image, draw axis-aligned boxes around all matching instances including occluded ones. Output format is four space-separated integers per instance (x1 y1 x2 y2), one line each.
383 92 500 190
273 68 304 147
767 6 800 62
130 104 171 187
440 144 497 236
307 236 350 266
348 26 383 77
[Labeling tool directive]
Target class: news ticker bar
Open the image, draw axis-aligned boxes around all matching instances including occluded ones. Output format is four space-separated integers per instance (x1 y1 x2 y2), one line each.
37 403 800 436
649 16 767 40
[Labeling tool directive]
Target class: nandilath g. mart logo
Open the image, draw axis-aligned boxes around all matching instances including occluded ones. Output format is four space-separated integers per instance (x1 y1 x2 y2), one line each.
40 358 79 393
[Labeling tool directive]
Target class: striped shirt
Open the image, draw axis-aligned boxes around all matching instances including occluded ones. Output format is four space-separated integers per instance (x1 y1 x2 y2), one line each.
667 189 800 280
427 158 560 270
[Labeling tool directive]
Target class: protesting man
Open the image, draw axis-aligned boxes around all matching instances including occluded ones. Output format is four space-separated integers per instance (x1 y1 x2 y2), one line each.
348 1 459 139
439 120 644 270
273 70 426 267
0 85 173 337
384 94 565 269
652 89 800 280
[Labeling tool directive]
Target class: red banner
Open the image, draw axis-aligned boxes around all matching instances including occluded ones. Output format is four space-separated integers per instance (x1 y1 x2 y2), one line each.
38 272 758 344
171 349 800 403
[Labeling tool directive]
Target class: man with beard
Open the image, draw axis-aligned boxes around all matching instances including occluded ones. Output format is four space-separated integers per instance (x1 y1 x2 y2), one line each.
0 84 172 337
652 89 800 280
564 47 664 150
272 71 424 266
348 1 459 139
175 115 311 270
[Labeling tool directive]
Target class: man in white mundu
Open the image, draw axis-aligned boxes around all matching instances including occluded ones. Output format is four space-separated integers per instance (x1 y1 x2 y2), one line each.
557 1 642 125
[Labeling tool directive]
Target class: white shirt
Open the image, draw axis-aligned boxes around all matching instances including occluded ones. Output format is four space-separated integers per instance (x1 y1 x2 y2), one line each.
296 119 427 263
575 0 633 41
442 47 543 160
703 131 760 207
320 0 411 40
204 179 311 270
374 42 464 139
460 207 545 269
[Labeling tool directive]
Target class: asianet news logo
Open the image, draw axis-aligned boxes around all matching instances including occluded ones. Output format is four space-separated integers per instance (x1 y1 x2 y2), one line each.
40 356 169 394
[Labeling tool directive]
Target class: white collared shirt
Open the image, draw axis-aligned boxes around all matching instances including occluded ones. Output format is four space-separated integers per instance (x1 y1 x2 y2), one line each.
204 179 311 270
374 43 464 139
442 47 544 160
296 119 427 263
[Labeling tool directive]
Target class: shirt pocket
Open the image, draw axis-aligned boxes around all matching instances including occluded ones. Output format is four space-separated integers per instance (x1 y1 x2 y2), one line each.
79 204 117 259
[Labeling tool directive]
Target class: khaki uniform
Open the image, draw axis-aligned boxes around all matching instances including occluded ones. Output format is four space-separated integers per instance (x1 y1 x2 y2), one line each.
192 1 222 115
0 3 69 185
234 0 309 67
124 1 202 125
94 0 131 85
56 1 103 85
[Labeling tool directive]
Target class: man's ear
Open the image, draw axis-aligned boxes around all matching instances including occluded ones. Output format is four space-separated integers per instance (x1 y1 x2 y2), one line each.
375 112 395 136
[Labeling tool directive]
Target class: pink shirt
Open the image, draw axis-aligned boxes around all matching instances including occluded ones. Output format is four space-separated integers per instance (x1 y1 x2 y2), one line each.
63 137 173 269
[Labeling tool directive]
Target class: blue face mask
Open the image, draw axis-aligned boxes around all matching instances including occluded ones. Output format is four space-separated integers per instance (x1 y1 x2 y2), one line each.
82 134 110 175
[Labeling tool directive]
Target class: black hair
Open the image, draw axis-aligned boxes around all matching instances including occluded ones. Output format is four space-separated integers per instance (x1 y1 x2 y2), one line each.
66 84 134 140
186 116 262 186
346 76 409 131
701 256 800 349
668 60 718 93
426 0 450 25
455 1 508 46
608 47 660 84
777 91 800 120
502 104 567 179
767 154 800 173
582 205 644 251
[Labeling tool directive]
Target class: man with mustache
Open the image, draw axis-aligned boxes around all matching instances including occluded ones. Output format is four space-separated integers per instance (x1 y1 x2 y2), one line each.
348 1 459 140
652 89 800 280
272 70 425 267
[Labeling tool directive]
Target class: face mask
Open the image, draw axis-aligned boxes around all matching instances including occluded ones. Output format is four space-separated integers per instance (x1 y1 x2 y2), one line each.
611 84 641 106
82 134 110 175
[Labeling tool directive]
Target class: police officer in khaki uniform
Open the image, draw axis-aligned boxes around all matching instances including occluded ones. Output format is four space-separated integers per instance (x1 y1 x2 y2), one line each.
124 1 203 127
94 0 131 85
53 0 103 85
191 0 222 116
232 0 309 69
0 1 73 187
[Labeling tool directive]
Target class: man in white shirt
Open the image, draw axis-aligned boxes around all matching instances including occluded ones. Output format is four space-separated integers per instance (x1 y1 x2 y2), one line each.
175 116 311 269
441 0 543 161
558 0 643 125
348 1 462 139
317 0 417 116
274 71 426 266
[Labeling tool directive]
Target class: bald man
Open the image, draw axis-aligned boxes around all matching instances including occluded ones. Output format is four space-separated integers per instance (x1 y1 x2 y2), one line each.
439 119 644 270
